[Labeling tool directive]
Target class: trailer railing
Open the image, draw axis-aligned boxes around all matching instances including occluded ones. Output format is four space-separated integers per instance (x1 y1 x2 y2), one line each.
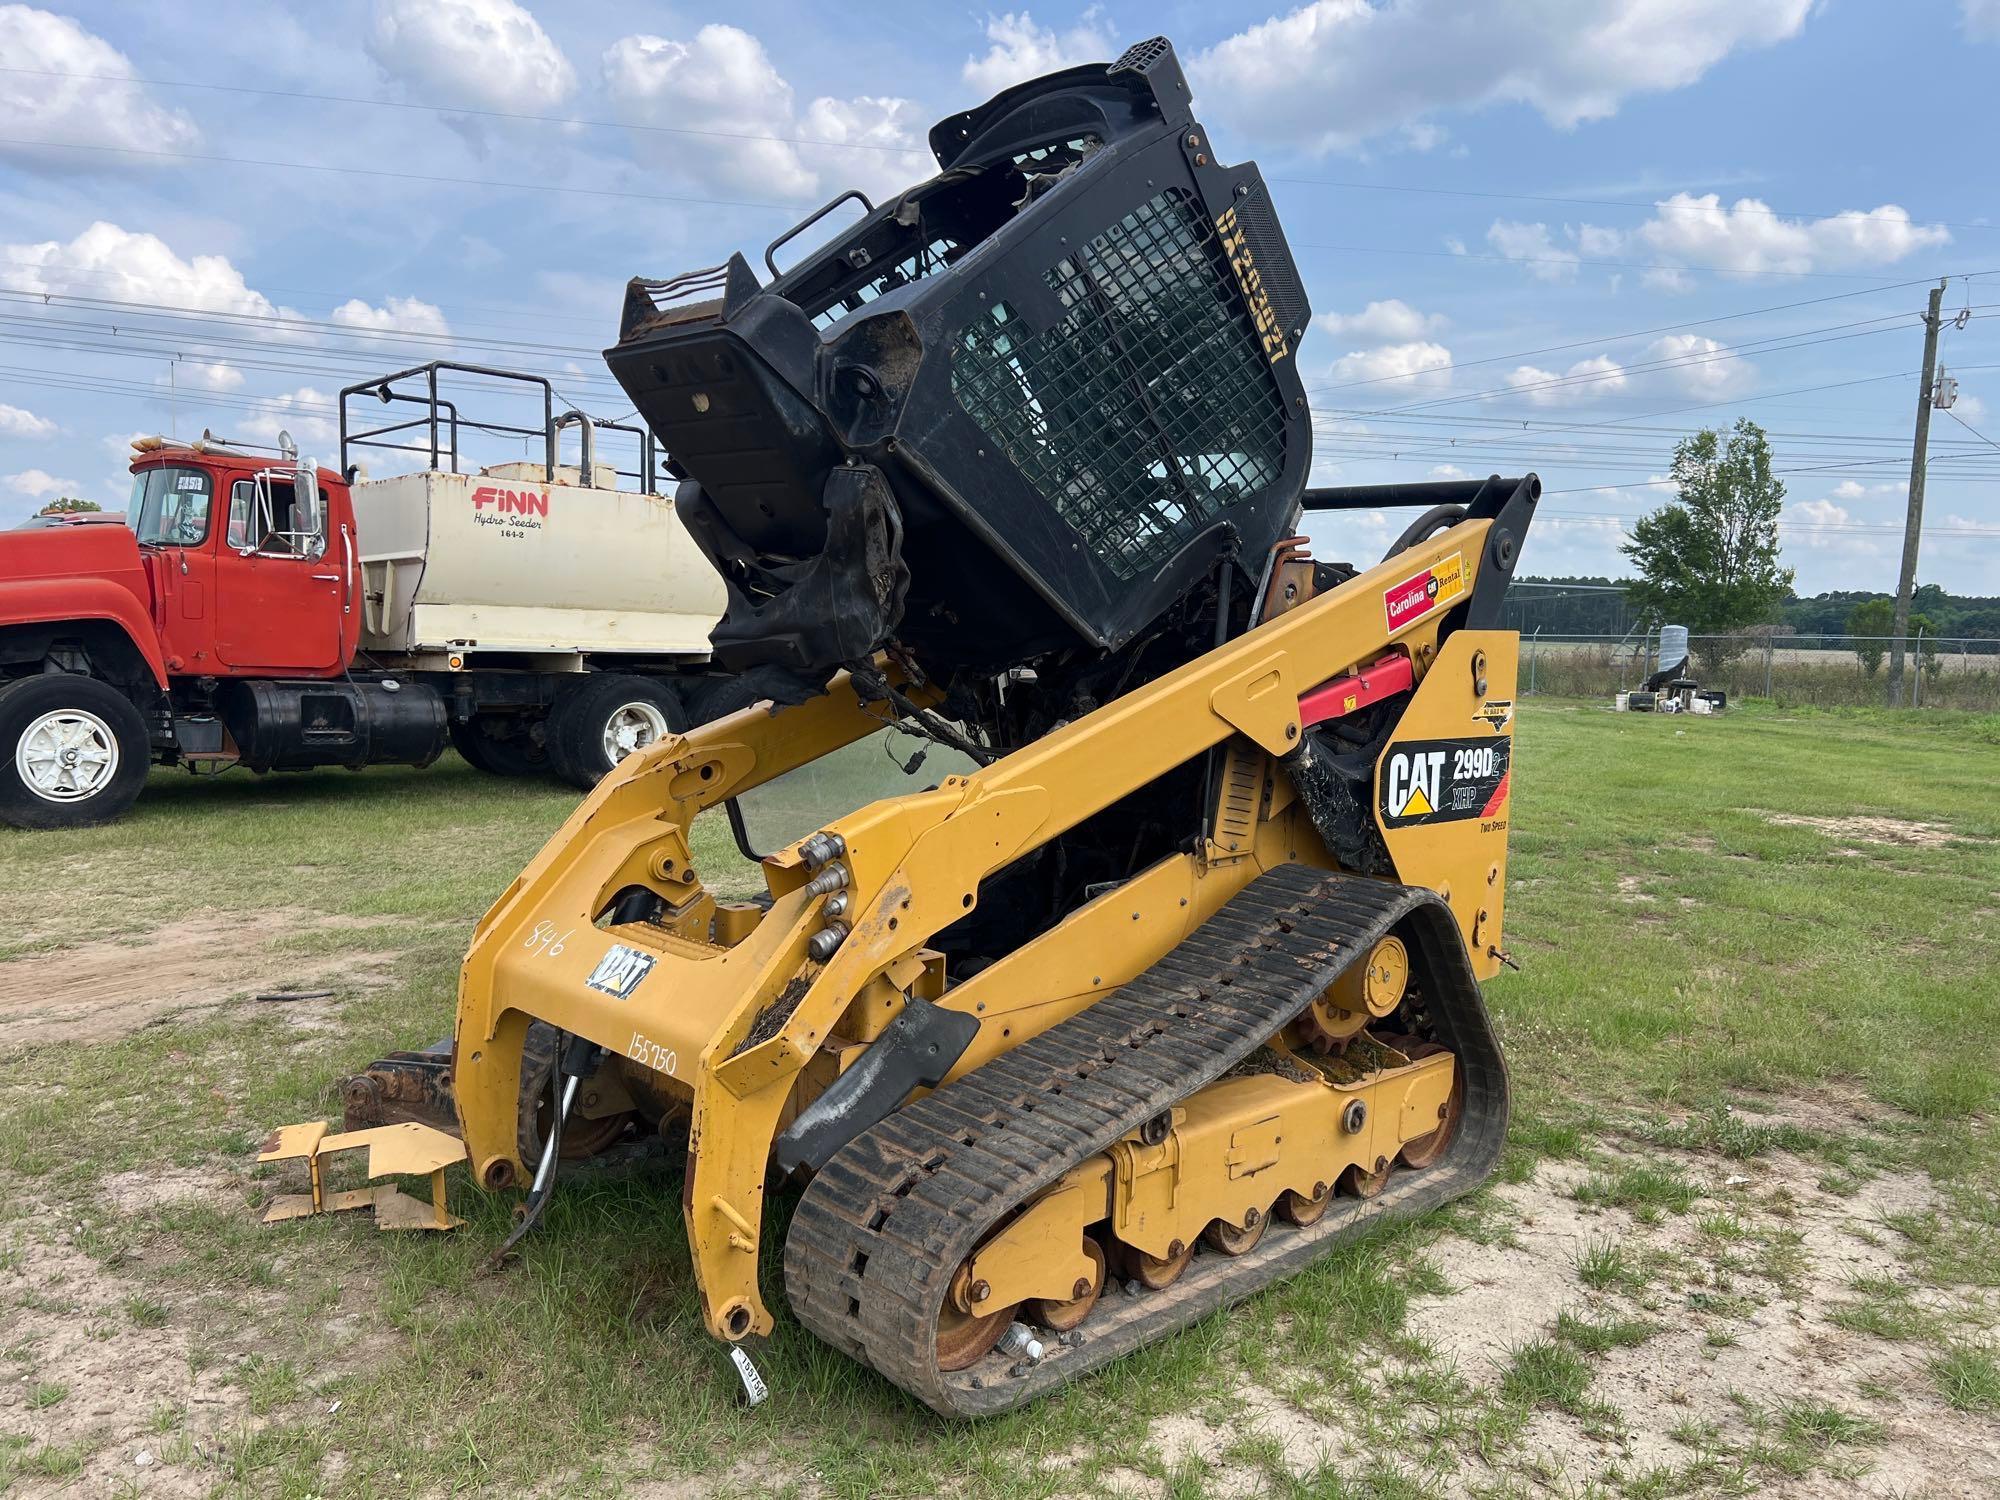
338 361 661 494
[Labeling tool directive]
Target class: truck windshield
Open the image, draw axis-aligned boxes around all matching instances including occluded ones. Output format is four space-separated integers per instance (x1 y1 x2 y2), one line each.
128 466 212 546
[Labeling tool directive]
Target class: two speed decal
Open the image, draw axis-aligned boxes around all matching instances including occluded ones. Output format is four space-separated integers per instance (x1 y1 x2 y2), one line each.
1380 736 1512 830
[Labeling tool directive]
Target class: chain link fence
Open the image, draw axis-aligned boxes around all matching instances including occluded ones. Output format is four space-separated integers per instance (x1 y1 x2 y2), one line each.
1519 630 2000 711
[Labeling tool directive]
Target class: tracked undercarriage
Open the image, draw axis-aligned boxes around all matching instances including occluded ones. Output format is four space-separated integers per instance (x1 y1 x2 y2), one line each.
788 865 1505 1413
306 34 1538 1417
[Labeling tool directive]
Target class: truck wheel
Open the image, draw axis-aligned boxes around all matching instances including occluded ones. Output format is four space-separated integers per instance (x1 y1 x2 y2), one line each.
0 675 151 830
551 675 688 790
449 714 552 778
683 674 770 726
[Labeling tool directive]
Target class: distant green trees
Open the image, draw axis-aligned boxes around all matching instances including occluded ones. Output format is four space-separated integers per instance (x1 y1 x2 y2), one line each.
38 497 100 514
1842 599 1936 676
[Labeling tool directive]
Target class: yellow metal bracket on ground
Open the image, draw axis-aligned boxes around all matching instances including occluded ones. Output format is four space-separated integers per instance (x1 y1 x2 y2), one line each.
257 1120 467 1231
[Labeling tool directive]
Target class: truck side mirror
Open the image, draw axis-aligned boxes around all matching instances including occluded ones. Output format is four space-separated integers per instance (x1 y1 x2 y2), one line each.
294 463 323 540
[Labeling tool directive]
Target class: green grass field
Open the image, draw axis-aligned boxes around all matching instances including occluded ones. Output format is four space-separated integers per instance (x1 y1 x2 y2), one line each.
1 702 1996 1498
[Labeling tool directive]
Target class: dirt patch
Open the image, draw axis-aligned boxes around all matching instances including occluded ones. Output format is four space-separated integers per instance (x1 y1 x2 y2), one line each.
0 1216 250 1498
1615 875 1656 903
1748 810 1987 847
1100 1127 1994 1498
0 909 421 1048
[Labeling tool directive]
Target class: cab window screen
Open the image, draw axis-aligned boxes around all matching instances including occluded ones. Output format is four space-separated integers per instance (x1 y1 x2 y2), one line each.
950 189 1288 580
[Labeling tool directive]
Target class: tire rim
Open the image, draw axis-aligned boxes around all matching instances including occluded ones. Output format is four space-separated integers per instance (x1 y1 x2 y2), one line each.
16 707 120 803
601 700 670 765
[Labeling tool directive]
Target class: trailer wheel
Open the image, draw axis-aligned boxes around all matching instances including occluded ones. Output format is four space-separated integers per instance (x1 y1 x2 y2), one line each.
449 713 552 778
0 675 151 830
550 675 688 790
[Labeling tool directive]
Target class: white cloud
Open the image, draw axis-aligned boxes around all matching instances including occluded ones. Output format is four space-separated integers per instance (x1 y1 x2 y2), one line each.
330 296 452 338
366 0 574 112
1192 0 1811 153
963 11 1114 96
1647 333 1755 397
0 403 55 439
1316 299 1446 342
1965 0 2000 40
1632 193 1950 277
603 26 926 202
1329 340 1453 392
1790 498 1849 527
1485 220 1579 282
238 387 339 449
1429 463 1469 479
1781 497 1893 564
1503 354 1629 406
0 5 199 168
5 468 77 499
1830 479 1901 502
1483 195 1949 286
156 362 240 393
0 221 278 317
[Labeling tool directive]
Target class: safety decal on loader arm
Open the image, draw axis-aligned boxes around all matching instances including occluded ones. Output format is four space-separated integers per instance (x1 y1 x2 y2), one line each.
1379 737 1512 829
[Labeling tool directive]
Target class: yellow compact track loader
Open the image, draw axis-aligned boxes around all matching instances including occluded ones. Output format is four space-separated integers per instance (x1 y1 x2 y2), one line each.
331 37 1536 1416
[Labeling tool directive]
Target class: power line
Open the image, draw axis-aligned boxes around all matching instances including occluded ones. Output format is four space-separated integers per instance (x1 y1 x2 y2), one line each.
0 136 857 217
2 64 1983 238
0 252 616 334
1940 404 2000 454
0 64 934 159
1288 238 1958 284
1326 319 1916 416
1306 276 1945 396
1269 175 1988 235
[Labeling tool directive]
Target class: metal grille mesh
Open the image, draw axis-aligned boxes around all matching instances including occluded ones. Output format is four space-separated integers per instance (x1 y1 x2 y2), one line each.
950 189 1288 581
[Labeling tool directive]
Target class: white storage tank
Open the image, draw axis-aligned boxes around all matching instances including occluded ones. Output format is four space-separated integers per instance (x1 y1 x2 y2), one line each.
349 464 725 661
1658 623 1689 674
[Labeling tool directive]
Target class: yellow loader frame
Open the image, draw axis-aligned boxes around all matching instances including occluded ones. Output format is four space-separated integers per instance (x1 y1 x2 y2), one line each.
453 507 1522 1344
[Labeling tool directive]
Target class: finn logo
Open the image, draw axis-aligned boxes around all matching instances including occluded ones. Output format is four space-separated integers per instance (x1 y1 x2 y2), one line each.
586 943 655 999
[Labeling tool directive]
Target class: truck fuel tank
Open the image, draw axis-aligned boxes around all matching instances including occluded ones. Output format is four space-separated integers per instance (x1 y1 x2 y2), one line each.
219 678 447 773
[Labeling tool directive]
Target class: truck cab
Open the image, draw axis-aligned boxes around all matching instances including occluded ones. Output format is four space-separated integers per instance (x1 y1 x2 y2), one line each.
0 437 363 828
124 441 357 680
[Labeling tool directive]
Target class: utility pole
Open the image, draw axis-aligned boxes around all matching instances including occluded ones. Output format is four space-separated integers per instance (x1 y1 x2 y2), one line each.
1888 280 1946 707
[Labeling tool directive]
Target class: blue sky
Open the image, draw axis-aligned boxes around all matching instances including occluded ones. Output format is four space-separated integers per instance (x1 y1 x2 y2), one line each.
1 0 1996 594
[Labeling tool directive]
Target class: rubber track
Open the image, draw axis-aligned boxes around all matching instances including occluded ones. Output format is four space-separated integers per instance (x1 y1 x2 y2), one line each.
783 864 1509 1417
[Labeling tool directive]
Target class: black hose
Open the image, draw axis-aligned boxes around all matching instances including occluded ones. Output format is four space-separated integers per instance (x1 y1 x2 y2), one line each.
1385 504 1466 560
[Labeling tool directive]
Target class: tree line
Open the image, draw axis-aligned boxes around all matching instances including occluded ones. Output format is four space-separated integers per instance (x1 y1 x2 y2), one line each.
1501 417 1995 674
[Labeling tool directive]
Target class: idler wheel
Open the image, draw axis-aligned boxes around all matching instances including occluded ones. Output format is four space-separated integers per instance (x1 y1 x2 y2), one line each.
1342 1157 1393 1199
1118 1236 1194 1290
1203 1205 1269 1256
937 1262 1014 1371
1278 1182 1333 1227
1387 1039 1463 1171
1027 1238 1106 1333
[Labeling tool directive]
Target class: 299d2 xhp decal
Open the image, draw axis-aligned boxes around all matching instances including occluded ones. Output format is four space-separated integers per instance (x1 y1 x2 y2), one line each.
1379 736 1512 830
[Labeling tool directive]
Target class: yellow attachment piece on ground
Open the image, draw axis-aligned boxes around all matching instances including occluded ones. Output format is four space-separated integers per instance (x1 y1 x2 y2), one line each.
258 1120 466 1231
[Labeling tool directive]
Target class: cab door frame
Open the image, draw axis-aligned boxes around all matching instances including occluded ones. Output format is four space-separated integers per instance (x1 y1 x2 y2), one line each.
211 471 344 675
